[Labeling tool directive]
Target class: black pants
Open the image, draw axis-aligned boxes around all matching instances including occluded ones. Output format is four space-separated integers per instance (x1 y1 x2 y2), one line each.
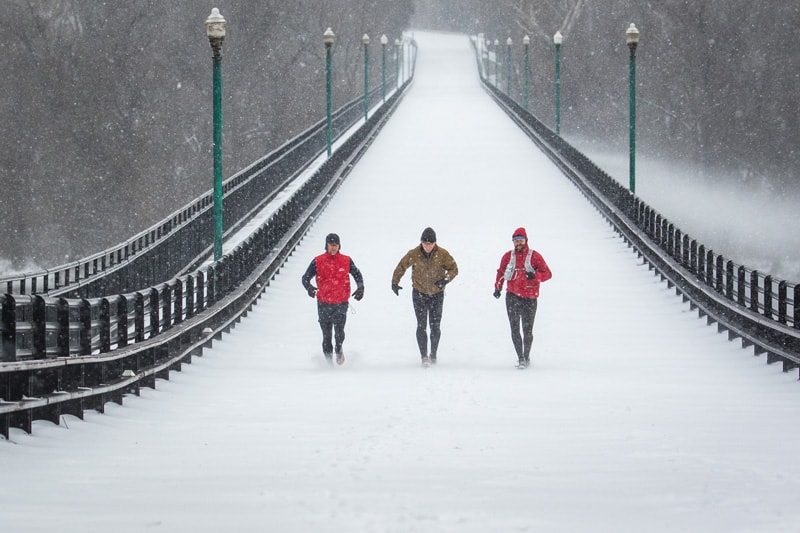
318 302 348 355
412 289 444 358
505 292 538 361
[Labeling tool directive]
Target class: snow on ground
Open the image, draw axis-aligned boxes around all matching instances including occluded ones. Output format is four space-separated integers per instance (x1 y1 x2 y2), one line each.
2 31 800 533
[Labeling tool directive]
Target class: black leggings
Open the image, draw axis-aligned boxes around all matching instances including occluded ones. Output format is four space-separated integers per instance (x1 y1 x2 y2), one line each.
318 302 348 355
505 292 538 361
412 289 444 358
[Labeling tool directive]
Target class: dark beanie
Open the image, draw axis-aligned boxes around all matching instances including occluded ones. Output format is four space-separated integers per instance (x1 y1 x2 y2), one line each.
325 233 340 247
420 227 437 243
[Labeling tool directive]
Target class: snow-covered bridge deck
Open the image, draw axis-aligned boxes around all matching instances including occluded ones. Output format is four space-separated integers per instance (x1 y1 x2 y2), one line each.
2 31 799 532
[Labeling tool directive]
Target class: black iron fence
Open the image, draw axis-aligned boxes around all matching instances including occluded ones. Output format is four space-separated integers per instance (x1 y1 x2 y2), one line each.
0 41 417 438
0 81 392 300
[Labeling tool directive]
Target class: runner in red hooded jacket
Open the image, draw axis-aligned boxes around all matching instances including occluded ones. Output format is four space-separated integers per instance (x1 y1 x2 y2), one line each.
494 227 552 368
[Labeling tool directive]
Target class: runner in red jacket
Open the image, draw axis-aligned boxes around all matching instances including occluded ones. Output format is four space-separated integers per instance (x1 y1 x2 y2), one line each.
301 233 364 365
494 227 552 368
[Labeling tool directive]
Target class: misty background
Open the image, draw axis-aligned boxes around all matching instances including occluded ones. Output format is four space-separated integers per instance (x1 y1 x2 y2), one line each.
1 1 797 279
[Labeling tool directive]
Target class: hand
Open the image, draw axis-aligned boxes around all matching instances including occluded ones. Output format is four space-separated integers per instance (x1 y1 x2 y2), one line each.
307 284 317 298
352 286 364 301
434 279 448 289
392 284 402 296
493 289 501 299
526 271 535 280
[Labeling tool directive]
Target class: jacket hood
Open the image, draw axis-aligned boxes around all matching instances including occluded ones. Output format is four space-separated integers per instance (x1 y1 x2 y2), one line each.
511 227 528 240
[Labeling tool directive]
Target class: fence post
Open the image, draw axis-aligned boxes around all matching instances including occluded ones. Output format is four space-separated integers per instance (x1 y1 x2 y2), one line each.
134 292 145 342
1 294 16 362
79 299 91 355
777 280 787 324
763 275 773 319
725 261 734 299
749 271 760 313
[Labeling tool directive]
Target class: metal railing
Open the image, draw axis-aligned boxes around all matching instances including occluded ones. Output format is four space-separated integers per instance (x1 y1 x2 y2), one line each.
0 42 417 438
471 38 799 375
0 81 393 300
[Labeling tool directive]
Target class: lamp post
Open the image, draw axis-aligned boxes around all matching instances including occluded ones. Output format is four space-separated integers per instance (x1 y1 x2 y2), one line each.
626 23 639 193
380 34 388 102
506 38 512 95
324 28 335 157
523 35 530 110
494 39 499 87
554 31 563 135
205 8 226 262
362 34 370 121
395 39 401 89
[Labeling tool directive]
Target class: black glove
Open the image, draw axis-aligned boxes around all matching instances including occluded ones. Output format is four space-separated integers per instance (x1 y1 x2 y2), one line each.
526 271 535 280
434 279 448 289
352 286 364 301
307 284 317 298
493 289 502 299
392 284 402 296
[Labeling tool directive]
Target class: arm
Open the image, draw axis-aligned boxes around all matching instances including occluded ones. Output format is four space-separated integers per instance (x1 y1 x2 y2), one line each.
301 259 317 290
349 259 364 289
391 250 413 286
532 252 552 283
495 252 510 290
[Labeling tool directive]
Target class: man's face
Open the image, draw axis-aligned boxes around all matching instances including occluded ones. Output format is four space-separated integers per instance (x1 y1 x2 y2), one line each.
421 241 435 253
513 237 526 252
326 243 340 255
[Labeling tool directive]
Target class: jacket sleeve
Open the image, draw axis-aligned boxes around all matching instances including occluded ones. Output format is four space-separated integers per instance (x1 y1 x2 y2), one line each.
495 252 510 290
391 250 414 285
301 259 317 289
532 252 552 283
444 250 458 281
349 259 364 288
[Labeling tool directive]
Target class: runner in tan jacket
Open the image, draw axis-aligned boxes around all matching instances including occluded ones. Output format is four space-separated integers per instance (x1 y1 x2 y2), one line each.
391 227 458 366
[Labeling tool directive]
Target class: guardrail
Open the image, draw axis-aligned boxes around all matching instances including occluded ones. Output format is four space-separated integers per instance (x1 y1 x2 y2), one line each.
0 81 394 300
473 40 799 376
0 43 416 439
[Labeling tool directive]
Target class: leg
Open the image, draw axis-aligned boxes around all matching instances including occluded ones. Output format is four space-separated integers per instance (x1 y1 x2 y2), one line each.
520 298 539 362
317 302 334 357
428 292 444 360
412 290 429 358
505 293 524 361
333 304 348 355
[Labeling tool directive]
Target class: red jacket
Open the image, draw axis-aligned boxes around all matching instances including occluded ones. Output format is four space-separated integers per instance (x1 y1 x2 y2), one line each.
313 252 355 304
495 246 552 299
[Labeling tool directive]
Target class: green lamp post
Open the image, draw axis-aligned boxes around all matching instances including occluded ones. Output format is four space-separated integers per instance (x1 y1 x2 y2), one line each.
554 31 563 135
395 38 401 89
523 35 530 110
205 8 226 261
362 34 370 121
324 27 335 157
380 34 388 103
493 39 499 87
626 23 639 193
506 38 512 95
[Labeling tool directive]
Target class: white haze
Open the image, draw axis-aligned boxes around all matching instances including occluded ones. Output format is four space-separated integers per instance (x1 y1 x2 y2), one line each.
2 32 800 533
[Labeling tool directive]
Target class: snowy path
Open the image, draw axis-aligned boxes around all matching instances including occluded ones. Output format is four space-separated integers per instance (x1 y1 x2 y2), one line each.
2 32 800 533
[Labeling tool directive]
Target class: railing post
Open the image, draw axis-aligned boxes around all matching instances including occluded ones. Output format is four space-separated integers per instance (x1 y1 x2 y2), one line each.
763 275 773 319
749 271 760 313
79 299 91 356
149 288 160 339
134 292 145 342
57 297 69 357
705 250 714 286
777 280 787 325
725 261 734 299
99 298 111 353
715 256 725 292
117 295 128 348
794 284 800 329
737 266 747 306
1 294 16 362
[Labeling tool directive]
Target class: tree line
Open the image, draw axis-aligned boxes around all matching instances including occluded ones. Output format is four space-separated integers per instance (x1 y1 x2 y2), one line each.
0 0 413 271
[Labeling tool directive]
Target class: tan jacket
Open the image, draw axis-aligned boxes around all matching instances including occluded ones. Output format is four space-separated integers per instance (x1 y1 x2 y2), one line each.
392 244 459 295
